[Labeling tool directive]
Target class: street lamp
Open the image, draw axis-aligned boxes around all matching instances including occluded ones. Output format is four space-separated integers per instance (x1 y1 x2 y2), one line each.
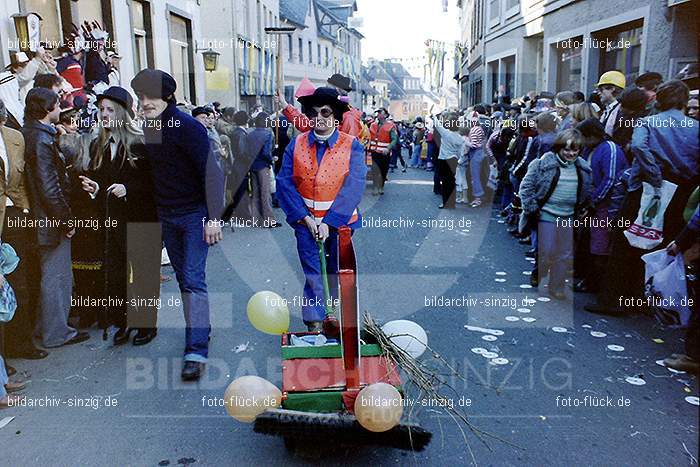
11 12 42 52
200 48 220 72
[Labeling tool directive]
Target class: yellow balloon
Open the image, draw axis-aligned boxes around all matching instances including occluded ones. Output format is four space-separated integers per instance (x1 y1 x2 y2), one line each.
246 291 290 335
354 383 403 432
224 375 282 423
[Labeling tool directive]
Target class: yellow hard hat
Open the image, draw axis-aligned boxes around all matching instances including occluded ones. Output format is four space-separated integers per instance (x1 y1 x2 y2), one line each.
596 70 626 89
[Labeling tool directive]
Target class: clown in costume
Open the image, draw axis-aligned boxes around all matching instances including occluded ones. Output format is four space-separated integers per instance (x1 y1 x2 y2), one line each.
276 87 367 331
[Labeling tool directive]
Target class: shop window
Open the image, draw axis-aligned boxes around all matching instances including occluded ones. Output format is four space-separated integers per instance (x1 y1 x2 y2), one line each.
503 55 515 99
594 19 643 85
555 36 582 92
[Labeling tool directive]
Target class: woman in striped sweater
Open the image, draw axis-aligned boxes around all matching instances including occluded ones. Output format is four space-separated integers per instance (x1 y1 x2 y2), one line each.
464 110 487 207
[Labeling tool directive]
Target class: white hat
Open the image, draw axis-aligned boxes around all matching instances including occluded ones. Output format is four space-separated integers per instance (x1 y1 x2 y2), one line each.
5 51 30 70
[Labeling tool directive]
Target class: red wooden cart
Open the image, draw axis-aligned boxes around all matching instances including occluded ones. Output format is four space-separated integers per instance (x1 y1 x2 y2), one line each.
254 226 431 451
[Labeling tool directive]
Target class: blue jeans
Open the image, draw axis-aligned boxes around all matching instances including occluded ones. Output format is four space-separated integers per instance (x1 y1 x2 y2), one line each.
293 224 339 322
159 206 211 363
467 148 486 198
410 144 422 167
0 355 8 399
510 173 521 198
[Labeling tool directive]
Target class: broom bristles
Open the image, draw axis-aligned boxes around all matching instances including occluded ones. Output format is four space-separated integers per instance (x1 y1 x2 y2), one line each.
363 312 520 460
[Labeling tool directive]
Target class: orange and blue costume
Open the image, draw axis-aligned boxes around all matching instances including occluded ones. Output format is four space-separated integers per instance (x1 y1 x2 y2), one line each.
277 129 367 322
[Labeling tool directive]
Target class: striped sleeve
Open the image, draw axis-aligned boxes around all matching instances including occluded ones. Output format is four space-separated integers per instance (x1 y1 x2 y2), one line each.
468 126 485 148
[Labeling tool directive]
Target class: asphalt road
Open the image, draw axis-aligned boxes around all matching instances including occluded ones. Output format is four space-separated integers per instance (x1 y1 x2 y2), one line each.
2 167 698 466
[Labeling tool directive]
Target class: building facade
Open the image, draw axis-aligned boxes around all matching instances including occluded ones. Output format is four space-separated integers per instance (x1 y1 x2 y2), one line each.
457 0 486 107
364 58 440 121
279 0 362 109
458 0 697 105
220 0 280 111
1 0 211 104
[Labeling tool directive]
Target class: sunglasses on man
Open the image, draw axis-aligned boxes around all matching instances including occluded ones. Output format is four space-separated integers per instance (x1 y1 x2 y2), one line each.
307 106 334 118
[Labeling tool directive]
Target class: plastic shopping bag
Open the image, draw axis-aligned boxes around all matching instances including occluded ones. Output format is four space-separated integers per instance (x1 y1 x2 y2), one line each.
269 167 276 194
0 280 17 323
487 163 498 190
641 249 691 327
624 180 677 250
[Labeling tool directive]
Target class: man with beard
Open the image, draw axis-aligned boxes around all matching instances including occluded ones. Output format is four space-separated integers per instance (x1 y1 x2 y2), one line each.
131 69 224 381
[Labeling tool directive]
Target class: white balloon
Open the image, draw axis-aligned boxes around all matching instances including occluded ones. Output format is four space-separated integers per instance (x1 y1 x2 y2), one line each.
224 376 282 423
381 320 428 359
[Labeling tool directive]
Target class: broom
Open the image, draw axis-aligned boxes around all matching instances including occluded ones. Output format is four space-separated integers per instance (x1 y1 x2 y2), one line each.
254 408 432 451
363 312 521 463
317 239 340 338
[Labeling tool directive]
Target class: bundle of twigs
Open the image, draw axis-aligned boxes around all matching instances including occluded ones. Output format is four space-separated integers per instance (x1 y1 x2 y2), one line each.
363 312 519 464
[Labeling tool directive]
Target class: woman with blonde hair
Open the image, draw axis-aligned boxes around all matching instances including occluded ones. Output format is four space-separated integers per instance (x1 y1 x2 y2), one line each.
79 87 160 346
571 102 599 124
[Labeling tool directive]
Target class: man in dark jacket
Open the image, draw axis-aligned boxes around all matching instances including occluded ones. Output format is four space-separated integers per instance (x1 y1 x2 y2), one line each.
131 69 224 381
218 109 251 220
245 112 278 227
0 99 48 360
23 88 89 348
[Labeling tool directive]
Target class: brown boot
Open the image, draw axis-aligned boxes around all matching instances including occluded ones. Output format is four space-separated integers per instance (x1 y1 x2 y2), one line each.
5 380 27 393
0 394 25 409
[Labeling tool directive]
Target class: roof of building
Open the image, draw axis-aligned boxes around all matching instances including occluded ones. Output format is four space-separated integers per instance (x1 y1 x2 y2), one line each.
371 59 429 99
382 61 412 79
279 0 310 27
316 0 363 38
314 1 342 42
366 63 392 82
318 0 357 25
360 74 378 95
318 0 358 12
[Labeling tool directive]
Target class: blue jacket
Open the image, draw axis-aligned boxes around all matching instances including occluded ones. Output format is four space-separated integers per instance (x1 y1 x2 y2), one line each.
585 140 628 206
142 103 223 219
277 130 367 229
630 109 699 189
517 132 556 178
246 128 274 172
533 132 556 159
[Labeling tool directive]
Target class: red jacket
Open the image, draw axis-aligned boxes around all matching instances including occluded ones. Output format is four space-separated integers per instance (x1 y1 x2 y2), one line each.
368 120 396 153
